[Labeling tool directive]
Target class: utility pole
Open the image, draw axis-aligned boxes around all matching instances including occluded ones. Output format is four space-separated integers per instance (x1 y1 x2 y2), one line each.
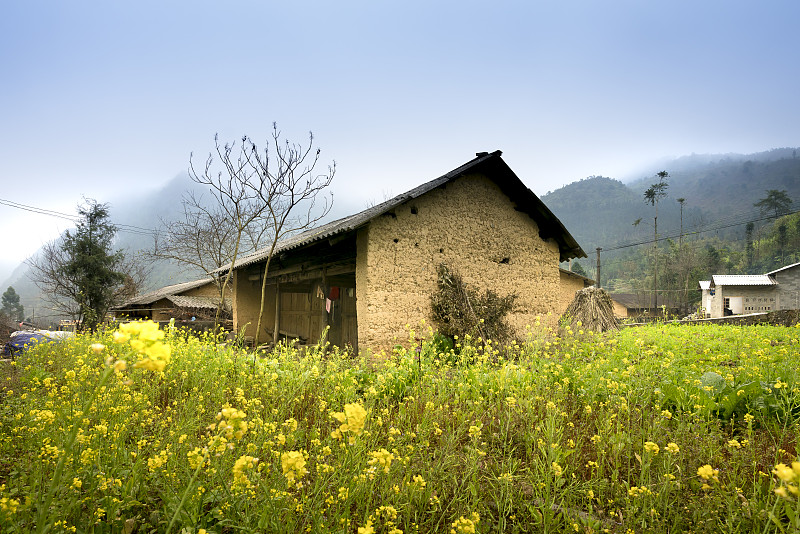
596 247 602 288
678 198 686 314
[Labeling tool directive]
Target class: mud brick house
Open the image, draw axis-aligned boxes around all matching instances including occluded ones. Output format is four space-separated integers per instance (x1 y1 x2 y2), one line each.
113 278 227 321
222 151 586 350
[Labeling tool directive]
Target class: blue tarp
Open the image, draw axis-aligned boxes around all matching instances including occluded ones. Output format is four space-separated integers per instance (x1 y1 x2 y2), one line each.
3 330 72 357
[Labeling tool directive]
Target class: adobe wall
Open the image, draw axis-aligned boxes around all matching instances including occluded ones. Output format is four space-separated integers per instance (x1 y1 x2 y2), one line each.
182 282 220 299
356 173 561 350
232 271 277 343
558 271 587 315
151 298 174 322
610 299 629 318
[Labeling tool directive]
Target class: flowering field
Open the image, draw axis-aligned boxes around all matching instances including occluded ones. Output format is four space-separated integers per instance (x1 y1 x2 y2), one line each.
1 321 799 533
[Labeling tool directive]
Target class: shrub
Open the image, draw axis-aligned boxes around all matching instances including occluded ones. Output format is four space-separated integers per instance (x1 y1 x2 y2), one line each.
430 263 517 345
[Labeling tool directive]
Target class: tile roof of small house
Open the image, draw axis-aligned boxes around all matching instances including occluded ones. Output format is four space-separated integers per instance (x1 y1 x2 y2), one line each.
610 293 679 310
711 274 776 286
166 295 219 309
559 267 595 285
217 151 586 273
118 278 216 307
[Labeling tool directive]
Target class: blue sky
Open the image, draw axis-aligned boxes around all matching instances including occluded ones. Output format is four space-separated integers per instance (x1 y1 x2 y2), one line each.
1 0 798 282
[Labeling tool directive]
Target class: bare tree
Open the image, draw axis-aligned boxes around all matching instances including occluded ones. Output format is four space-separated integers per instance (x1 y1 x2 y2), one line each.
187 124 334 337
188 136 275 324
150 191 265 318
246 124 335 341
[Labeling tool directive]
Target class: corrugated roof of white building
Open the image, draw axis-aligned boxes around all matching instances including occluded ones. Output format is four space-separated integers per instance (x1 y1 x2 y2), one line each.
711 274 776 286
767 262 800 275
698 280 711 290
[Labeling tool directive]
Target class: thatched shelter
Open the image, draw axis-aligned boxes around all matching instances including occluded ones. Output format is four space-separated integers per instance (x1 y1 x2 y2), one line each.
562 287 619 332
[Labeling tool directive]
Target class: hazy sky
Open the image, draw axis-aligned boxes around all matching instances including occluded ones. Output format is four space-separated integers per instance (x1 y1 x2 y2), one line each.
1 1 798 282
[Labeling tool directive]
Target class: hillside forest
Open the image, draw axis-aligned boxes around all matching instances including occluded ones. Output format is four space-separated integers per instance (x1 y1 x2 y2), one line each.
543 148 800 313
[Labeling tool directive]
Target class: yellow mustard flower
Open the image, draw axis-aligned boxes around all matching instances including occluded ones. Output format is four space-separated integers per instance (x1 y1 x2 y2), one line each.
368 449 395 474
644 441 659 455
773 463 799 483
451 512 480 534
281 451 308 484
232 455 258 489
330 402 367 442
697 464 719 481
552 462 563 478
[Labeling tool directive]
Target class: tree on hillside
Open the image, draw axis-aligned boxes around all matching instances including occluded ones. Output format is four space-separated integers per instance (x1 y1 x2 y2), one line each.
643 171 669 309
191 124 335 340
571 261 587 277
1 286 24 321
745 222 755 272
778 223 788 265
27 200 145 331
754 189 792 218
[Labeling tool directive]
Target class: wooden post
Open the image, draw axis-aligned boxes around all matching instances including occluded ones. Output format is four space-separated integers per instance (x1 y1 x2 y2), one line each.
273 282 280 344
321 270 329 328
596 247 602 288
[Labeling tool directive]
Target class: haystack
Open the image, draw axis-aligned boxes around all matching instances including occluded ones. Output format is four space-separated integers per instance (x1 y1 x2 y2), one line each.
562 287 619 332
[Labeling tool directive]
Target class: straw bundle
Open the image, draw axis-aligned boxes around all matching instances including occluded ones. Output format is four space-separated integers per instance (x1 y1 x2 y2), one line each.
562 287 619 332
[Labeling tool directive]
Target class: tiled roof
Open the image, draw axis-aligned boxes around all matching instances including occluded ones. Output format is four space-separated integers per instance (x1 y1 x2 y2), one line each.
166 295 220 309
559 267 595 285
610 293 679 309
711 275 776 286
119 278 216 307
215 151 586 273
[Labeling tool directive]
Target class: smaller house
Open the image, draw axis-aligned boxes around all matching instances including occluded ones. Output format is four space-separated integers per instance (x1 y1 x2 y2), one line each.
698 262 800 318
558 268 595 314
609 292 680 319
113 278 228 322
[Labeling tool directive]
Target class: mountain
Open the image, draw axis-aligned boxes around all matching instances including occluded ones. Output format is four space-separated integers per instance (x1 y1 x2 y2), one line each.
544 148 800 257
629 154 800 219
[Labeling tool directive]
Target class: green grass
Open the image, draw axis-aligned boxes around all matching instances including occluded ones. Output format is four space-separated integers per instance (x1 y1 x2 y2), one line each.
1 321 799 533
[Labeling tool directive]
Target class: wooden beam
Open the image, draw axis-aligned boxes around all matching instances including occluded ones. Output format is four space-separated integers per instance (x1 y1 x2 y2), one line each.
248 260 356 284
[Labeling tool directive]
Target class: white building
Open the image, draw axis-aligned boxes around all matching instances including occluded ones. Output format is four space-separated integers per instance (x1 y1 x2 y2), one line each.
698 262 800 318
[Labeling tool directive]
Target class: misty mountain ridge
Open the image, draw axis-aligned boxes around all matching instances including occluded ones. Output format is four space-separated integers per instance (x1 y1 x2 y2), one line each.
544 148 800 256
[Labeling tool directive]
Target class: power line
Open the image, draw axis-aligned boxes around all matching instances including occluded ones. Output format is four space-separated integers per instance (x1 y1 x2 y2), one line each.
0 198 78 222
596 207 800 253
0 196 158 237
